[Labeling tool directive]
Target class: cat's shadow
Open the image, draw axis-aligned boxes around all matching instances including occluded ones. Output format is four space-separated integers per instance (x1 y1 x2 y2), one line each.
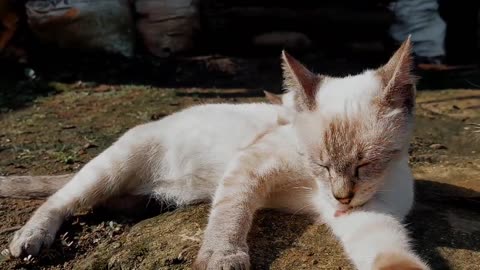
409 180 480 270
248 210 318 269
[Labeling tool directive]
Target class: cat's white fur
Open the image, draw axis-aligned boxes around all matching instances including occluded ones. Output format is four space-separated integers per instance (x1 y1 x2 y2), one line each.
316 71 382 115
7 38 428 270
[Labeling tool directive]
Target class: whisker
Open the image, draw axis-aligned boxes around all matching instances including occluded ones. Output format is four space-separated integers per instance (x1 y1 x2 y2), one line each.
292 186 313 191
374 188 394 193
291 203 314 216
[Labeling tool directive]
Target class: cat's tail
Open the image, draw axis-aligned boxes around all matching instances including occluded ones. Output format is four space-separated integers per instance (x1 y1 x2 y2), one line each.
0 174 73 199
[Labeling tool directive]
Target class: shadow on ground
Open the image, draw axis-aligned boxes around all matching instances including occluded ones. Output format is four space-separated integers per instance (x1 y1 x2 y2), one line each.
410 180 480 270
5 178 478 270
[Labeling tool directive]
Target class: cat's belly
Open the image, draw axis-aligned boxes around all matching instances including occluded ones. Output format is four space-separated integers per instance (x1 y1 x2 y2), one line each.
151 177 217 206
144 103 291 205
150 160 226 205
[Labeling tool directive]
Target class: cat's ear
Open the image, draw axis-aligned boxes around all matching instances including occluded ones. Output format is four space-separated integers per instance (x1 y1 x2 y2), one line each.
281 51 321 111
263 90 283 105
377 36 416 113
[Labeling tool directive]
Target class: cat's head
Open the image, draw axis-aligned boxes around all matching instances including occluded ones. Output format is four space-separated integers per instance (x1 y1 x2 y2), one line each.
282 38 416 211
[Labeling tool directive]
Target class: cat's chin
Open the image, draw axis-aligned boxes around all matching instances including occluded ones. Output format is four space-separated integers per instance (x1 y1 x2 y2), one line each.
331 201 367 218
334 209 350 217
331 202 352 217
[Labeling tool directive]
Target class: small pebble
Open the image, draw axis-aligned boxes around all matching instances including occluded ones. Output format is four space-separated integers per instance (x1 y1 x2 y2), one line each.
1 249 10 257
83 142 98 149
429 143 447 150
61 124 76 130
150 113 167 120
24 68 36 80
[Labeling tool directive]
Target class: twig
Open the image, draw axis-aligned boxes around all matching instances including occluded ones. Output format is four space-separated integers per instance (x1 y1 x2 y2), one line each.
0 226 21 235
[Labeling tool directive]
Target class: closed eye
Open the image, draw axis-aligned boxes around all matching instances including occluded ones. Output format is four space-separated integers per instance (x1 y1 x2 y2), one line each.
314 162 330 174
355 162 371 179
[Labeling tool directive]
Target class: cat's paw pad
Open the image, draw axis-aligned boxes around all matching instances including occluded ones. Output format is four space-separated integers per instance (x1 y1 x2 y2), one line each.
9 225 55 258
193 249 250 270
373 251 430 270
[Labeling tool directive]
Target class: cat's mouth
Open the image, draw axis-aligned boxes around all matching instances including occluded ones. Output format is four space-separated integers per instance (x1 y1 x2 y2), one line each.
333 203 353 217
334 208 352 217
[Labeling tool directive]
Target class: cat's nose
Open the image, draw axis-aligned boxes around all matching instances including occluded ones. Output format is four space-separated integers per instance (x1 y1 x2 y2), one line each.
334 194 353 204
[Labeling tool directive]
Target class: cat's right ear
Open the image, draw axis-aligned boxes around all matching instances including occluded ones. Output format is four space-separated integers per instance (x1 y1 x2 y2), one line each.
281 51 322 111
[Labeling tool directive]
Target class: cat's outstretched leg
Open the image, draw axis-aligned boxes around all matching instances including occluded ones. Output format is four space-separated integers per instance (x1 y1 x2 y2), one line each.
327 211 429 270
193 144 284 270
9 126 158 257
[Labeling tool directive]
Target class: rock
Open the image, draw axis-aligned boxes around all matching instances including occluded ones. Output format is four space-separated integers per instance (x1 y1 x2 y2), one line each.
429 143 448 150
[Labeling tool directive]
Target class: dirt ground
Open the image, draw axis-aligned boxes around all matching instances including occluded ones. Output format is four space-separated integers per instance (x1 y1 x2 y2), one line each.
0 55 479 269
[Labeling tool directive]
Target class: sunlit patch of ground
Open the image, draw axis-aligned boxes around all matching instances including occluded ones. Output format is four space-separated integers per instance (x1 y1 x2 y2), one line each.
0 78 478 269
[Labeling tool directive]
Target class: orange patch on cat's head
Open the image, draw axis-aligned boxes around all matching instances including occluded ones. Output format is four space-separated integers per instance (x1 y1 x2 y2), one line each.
317 113 405 206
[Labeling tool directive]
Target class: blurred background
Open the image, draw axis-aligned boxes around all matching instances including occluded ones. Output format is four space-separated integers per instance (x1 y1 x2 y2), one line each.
1 0 480 96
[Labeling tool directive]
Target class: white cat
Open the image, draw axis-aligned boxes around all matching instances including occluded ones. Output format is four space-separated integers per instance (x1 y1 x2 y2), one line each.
3 37 428 270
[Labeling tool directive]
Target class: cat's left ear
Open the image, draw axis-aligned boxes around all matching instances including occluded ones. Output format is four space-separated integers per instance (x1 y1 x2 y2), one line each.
377 36 416 113
263 90 283 105
281 51 322 111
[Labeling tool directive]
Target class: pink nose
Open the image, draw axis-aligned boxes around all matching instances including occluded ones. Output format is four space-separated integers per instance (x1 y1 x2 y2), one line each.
334 195 353 204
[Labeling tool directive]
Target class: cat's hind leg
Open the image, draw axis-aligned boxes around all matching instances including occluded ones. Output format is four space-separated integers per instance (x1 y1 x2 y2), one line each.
9 126 161 257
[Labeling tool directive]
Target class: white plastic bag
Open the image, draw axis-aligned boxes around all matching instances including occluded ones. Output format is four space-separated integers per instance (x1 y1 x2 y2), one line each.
26 0 135 57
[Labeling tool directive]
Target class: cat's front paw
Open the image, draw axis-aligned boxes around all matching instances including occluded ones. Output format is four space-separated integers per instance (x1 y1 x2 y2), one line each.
9 222 57 258
193 248 250 270
373 251 430 270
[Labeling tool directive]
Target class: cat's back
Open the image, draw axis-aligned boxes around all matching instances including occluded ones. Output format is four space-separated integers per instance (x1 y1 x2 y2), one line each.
164 102 287 124
151 103 290 144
